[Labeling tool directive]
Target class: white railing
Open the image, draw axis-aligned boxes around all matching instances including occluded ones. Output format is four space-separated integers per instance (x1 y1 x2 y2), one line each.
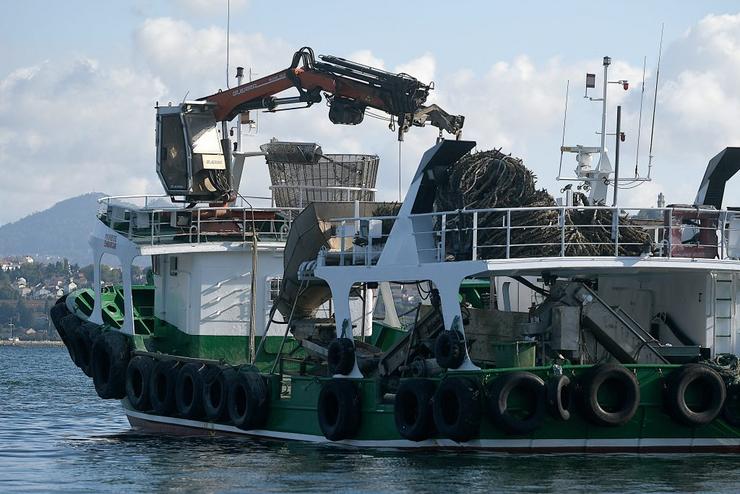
98 195 299 246
321 206 740 266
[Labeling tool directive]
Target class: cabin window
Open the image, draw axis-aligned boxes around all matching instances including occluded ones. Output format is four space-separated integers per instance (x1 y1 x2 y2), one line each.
267 277 282 302
169 256 178 276
152 255 161 275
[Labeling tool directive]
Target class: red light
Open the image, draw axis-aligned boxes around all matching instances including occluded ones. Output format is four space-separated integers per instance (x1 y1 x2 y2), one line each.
622 81 629 90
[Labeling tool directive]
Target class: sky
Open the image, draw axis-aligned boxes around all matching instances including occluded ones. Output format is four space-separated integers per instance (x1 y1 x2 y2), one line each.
2 0 740 225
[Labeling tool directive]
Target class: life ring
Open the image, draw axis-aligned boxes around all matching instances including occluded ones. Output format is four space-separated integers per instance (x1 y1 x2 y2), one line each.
432 377 481 442
665 363 725 426
227 369 269 430
175 362 206 419
434 330 466 370
580 364 640 427
317 379 362 441
91 330 131 400
149 359 179 415
327 338 356 375
126 355 155 411
487 371 547 435
394 379 436 441
203 366 235 422
546 374 572 421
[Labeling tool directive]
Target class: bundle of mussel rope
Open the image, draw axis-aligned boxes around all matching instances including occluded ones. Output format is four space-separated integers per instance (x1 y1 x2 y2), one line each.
434 149 653 259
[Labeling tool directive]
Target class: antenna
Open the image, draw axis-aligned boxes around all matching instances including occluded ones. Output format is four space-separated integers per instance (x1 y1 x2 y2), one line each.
225 0 231 89
634 56 646 176
647 23 664 176
558 79 570 178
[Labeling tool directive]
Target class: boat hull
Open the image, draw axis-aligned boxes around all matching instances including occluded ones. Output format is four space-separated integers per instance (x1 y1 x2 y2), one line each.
124 404 740 453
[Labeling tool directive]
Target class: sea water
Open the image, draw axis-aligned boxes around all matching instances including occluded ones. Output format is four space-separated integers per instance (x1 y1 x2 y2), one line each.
2 345 740 493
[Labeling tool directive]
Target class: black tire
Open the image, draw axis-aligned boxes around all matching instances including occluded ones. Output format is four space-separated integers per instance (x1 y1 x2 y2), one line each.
203 366 234 422
227 369 269 430
487 371 547 435
126 356 155 411
175 362 206 419
434 330 466 370
394 379 436 441
72 323 98 377
722 384 740 427
50 301 70 343
149 359 179 416
580 364 640 427
59 314 81 364
665 363 725 426
546 374 572 421
432 377 481 442
317 379 362 441
327 338 356 375
91 330 131 399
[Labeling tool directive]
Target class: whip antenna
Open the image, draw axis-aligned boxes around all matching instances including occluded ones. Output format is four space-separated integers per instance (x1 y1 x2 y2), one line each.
634 56 646 176
647 23 664 176
225 0 231 88
558 79 570 178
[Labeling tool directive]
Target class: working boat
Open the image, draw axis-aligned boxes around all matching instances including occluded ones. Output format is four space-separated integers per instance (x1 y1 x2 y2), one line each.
51 50 740 452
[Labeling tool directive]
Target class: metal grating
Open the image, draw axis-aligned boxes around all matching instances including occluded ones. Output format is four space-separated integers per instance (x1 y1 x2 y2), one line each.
267 153 379 208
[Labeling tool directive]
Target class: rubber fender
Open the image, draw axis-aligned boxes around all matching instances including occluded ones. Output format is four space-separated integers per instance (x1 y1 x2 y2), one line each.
546 374 572 421
203 366 235 422
327 338 356 375
175 362 206 420
59 314 82 365
665 363 725 426
126 355 156 411
394 379 436 441
432 376 481 442
72 322 99 377
434 330 466 370
722 383 740 427
227 368 269 430
580 363 640 427
488 371 547 435
50 301 70 343
149 359 179 415
317 379 361 441
91 330 131 400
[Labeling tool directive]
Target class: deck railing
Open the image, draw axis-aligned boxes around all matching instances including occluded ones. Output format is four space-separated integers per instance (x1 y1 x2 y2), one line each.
322 206 740 266
97 195 298 246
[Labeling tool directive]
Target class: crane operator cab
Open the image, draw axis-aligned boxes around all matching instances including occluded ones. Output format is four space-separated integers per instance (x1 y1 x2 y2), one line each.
156 101 235 204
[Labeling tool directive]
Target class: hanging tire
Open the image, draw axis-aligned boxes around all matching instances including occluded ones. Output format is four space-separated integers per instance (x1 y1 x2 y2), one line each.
487 371 546 435
722 384 740 427
203 366 234 422
91 330 131 400
432 377 481 442
317 379 362 441
394 379 436 441
72 323 98 377
546 374 572 421
327 338 356 375
175 362 206 419
434 330 466 370
227 369 269 430
580 364 640 427
50 301 70 343
59 314 81 365
665 363 725 426
126 355 155 411
149 359 179 416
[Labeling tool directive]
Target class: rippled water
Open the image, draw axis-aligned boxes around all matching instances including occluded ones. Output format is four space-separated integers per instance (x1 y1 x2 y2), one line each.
2 346 740 493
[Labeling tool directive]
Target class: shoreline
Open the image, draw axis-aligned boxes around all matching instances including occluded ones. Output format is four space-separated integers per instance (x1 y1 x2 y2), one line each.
0 340 65 347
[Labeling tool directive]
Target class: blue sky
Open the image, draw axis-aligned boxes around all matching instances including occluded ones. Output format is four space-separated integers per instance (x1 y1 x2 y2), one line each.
2 0 740 224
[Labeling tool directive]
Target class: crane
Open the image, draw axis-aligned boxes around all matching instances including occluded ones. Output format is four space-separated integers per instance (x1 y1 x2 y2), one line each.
155 47 465 203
